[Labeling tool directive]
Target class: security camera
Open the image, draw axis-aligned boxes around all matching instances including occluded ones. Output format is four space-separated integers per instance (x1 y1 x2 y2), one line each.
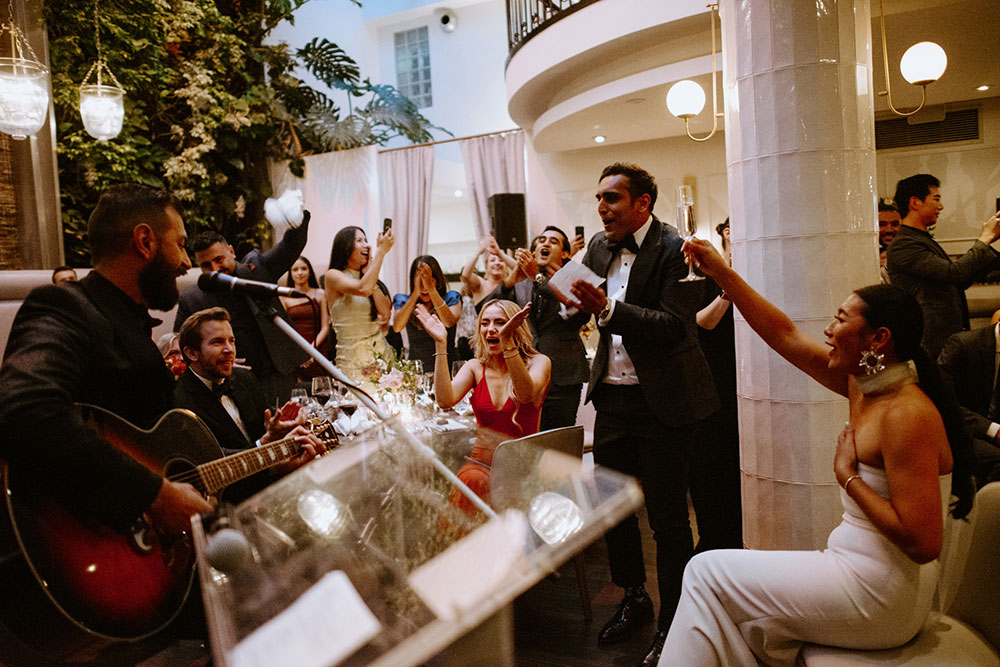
435 8 457 33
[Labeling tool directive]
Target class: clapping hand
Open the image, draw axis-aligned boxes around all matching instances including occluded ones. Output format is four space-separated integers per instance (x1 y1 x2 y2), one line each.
416 262 435 293
498 303 531 346
414 303 448 342
516 248 539 278
569 281 608 316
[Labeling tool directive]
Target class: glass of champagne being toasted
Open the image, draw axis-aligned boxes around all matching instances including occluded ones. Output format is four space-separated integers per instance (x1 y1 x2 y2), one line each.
677 185 704 282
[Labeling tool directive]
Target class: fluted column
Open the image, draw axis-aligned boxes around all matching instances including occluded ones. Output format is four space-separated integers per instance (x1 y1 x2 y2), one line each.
720 0 880 550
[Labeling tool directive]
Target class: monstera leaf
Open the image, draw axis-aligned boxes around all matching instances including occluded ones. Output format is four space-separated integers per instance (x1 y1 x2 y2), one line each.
297 38 361 91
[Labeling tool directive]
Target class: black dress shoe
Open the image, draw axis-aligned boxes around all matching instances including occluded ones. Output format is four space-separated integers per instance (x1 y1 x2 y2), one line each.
641 629 668 666
597 590 654 644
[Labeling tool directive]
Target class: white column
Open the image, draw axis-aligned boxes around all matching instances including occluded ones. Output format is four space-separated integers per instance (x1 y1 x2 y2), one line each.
720 0 880 550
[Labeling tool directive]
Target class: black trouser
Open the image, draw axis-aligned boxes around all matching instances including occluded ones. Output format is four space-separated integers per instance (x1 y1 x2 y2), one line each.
972 437 1000 489
592 384 695 630
539 383 583 432
689 415 743 552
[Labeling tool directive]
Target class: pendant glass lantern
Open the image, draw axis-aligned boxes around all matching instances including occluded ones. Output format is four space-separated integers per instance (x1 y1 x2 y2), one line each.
77 0 125 141
0 6 50 140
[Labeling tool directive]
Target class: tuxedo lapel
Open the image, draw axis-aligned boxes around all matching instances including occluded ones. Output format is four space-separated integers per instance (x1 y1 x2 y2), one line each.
180 371 250 451
625 218 663 304
978 325 996 405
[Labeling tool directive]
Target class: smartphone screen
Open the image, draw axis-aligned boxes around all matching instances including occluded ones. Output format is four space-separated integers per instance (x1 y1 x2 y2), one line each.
383 217 392 233
575 225 584 239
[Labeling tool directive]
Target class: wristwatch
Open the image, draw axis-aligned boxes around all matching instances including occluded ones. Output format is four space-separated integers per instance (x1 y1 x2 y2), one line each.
533 272 545 285
599 298 612 320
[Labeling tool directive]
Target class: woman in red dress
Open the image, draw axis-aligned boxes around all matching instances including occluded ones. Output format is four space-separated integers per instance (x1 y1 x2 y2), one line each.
280 256 329 381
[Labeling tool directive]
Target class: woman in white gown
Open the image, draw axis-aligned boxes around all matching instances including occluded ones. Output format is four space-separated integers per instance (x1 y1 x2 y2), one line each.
660 239 975 667
324 226 394 382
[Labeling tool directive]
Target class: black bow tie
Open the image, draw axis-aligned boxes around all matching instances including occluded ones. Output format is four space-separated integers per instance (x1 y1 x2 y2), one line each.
607 234 639 254
212 380 234 398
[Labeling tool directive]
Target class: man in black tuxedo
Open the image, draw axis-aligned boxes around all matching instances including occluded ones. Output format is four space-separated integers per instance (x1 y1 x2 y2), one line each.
500 226 591 430
938 323 1000 488
174 220 311 405
173 307 321 501
0 184 211 546
556 163 719 666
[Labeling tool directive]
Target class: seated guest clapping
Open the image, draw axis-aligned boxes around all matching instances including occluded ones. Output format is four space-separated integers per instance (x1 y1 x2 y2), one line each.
174 308 323 500
419 298 551 514
325 226 394 382
393 255 462 369
658 240 974 666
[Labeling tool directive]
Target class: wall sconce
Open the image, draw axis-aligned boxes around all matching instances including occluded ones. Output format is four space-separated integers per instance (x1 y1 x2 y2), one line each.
78 0 125 140
877 0 946 117
666 3 721 142
0 3 49 140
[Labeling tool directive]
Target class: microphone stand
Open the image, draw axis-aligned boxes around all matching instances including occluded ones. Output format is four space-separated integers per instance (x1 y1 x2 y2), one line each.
258 301 497 519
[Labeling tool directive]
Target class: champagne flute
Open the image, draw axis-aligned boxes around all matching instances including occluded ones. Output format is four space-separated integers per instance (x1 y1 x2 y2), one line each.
676 185 704 282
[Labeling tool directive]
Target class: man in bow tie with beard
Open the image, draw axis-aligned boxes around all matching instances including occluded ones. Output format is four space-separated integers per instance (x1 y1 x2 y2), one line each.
173 307 321 502
555 163 719 666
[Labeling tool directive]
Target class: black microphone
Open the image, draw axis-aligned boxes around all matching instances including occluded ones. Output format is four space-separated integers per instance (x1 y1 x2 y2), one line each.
198 271 307 299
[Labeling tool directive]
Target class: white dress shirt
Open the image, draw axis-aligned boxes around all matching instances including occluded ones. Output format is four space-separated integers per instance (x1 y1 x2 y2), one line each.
599 215 653 386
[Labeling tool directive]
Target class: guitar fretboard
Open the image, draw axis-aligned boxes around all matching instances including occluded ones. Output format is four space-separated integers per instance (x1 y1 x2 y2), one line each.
198 437 303 495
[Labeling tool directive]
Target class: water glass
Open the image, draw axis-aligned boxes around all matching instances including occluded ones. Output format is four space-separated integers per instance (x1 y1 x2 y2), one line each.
311 376 332 400
290 388 308 404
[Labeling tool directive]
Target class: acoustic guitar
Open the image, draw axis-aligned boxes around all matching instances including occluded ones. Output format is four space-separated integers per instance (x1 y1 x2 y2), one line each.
0 404 335 661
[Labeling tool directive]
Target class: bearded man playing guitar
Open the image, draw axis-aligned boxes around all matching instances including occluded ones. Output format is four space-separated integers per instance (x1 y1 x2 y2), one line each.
0 184 288 663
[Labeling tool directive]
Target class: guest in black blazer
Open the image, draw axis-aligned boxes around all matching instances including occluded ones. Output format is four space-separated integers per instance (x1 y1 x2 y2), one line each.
174 307 322 500
938 323 1000 488
499 225 591 430
173 216 311 405
555 163 719 666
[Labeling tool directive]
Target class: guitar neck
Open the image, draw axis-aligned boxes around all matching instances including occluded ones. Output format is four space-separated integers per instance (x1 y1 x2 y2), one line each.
197 436 303 495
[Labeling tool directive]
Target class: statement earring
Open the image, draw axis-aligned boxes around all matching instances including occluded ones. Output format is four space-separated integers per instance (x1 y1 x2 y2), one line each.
859 346 885 376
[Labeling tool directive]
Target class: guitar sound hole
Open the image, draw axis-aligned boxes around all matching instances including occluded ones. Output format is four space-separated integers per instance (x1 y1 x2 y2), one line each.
163 458 204 496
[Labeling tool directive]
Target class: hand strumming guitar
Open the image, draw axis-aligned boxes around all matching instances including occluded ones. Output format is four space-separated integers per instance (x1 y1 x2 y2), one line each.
148 479 212 538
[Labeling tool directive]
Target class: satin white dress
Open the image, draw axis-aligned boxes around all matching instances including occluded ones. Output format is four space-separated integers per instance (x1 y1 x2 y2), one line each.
328 269 388 384
660 463 951 666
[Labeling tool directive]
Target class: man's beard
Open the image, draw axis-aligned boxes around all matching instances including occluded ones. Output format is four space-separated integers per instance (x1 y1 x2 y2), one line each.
138 250 180 311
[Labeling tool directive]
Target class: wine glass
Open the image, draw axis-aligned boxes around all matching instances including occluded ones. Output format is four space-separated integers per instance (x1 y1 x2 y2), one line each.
412 359 423 376
290 387 308 404
311 376 332 402
676 185 704 282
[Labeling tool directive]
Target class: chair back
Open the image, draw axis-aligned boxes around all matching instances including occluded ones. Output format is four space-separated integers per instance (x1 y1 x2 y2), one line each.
490 426 584 511
945 481 1000 649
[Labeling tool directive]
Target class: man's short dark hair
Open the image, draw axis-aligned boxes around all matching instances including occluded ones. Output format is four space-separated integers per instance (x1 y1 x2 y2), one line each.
542 225 571 252
190 231 228 254
599 163 658 211
87 184 181 265
178 307 230 360
51 266 76 283
893 174 939 219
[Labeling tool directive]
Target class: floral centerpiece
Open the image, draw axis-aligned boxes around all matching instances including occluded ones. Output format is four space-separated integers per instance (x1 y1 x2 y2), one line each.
361 347 422 408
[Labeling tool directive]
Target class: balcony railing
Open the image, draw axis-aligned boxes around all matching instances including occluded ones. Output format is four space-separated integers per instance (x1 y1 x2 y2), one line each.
506 0 603 59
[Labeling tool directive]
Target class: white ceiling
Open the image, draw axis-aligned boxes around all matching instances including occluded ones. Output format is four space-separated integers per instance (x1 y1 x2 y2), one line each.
524 0 1000 153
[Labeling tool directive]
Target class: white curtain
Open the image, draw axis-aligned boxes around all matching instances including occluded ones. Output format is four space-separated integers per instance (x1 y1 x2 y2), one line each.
377 145 434 296
269 146 379 276
459 130 526 240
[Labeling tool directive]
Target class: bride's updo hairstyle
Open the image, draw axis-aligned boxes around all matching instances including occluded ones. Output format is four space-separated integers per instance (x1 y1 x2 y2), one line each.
854 284 974 518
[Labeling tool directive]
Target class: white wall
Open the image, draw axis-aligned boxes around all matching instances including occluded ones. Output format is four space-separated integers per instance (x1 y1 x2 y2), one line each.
528 132 730 250
876 97 1000 251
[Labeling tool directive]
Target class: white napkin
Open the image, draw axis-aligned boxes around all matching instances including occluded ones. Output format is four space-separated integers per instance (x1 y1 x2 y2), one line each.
264 189 305 227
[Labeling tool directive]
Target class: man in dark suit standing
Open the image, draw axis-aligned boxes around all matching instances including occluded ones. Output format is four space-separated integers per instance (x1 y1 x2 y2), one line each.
173 307 321 501
938 323 1000 489
173 217 311 405
500 226 591 430
886 173 1000 358
556 163 719 666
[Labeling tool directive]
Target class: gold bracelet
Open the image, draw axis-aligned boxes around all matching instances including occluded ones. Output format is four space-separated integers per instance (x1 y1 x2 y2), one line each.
433 351 448 357
843 474 862 494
